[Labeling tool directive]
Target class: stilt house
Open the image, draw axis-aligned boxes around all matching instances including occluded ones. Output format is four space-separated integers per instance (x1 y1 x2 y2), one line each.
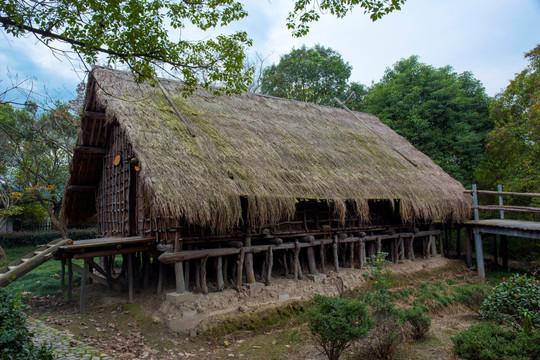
61 67 470 296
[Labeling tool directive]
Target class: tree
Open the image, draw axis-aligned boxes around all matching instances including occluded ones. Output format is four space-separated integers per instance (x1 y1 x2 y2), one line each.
476 45 540 195
361 56 492 185
0 101 78 239
1 1 405 94
261 44 353 106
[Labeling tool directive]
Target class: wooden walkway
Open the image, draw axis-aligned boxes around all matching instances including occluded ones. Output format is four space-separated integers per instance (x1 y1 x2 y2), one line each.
465 185 540 279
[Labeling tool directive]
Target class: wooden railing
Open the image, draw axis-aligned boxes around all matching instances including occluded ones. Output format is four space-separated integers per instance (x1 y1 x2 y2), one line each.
465 184 540 221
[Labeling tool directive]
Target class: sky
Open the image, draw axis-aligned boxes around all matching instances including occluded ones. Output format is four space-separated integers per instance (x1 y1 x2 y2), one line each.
1 0 539 104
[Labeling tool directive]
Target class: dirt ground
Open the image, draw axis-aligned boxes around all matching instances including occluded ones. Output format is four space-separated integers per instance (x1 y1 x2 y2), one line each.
28 257 482 360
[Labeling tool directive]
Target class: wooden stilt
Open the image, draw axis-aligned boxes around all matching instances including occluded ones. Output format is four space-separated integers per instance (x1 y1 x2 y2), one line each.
473 229 485 280
60 258 66 288
157 262 163 294
438 234 444 257
216 256 224 292
376 236 382 255
320 244 326 273
80 259 89 313
456 228 462 259
349 241 355 268
501 235 508 269
307 246 317 274
67 258 73 301
408 236 415 261
333 235 339 272
465 228 473 268
236 249 245 290
184 260 190 291
221 258 227 286
360 241 366 269
128 253 134 301
293 241 301 280
174 237 185 293
398 237 405 263
492 235 498 265
244 231 256 283
195 260 201 291
265 246 273 285
201 256 208 295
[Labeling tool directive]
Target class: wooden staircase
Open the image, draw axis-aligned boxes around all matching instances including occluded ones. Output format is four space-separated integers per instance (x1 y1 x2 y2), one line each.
0 238 72 287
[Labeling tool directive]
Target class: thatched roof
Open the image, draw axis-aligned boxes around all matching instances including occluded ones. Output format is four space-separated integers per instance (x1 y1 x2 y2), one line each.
63 67 470 231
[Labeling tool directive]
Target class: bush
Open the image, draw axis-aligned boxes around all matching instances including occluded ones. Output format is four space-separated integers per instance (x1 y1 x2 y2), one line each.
452 322 540 360
361 252 393 312
0 229 96 248
355 311 404 360
402 306 431 340
0 286 53 360
303 295 372 360
480 273 540 329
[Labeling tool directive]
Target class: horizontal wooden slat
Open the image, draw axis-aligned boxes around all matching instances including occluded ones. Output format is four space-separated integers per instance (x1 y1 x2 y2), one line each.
474 205 540 214
465 189 540 198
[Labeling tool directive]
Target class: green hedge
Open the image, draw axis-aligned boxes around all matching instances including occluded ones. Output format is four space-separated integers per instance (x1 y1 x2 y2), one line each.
0 229 97 248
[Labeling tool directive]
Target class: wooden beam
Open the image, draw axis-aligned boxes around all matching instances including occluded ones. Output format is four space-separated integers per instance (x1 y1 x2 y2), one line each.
74 145 106 155
84 111 106 120
67 185 98 192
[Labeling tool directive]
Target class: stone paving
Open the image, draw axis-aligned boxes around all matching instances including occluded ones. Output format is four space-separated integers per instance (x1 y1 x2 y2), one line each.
29 319 114 360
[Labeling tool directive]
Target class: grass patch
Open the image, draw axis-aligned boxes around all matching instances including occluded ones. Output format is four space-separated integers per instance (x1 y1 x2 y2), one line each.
3 246 82 297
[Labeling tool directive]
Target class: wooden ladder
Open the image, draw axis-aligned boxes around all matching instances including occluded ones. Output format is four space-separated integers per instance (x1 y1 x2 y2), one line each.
0 238 72 287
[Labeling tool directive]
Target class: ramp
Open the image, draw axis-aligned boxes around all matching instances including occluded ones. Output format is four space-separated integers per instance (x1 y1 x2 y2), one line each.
0 238 72 287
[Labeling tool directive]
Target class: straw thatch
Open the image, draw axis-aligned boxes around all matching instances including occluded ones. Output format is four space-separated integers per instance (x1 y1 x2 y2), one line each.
64 67 471 232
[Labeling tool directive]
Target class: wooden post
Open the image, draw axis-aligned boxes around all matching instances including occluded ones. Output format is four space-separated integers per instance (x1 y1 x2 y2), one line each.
319 244 326 273
438 233 444 257
128 253 134 301
307 246 317 274
244 231 256 283
216 257 224 292
236 249 245 290
195 260 201 291
80 259 89 313
360 241 366 269
465 228 473 268
201 256 208 295
293 240 301 280
492 235 498 265
332 235 339 272
472 184 480 221
498 184 505 219
456 228 461 259
501 235 509 269
184 260 190 291
376 236 382 255
408 236 415 261
157 262 163 294
265 246 274 285
349 241 355 268
60 258 66 287
473 228 485 280
174 237 185 294
67 258 73 302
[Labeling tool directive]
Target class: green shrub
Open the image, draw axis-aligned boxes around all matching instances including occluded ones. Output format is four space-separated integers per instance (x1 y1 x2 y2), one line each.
0 286 53 360
361 252 393 312
480 273 540 329
452 322 540 360
303 295 372 360
402 306 431 340
0 229 96 248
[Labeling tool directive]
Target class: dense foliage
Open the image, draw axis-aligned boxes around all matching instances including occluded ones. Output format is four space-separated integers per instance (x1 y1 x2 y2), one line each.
303 295 372 360
261 45 354 106
480 273 540 329
0 102 78 238
402 306 431 340
452 322 540 360
0 229 96 250
476 45 540 196
0 286 53 360
1 1 404 94
360 56 492 185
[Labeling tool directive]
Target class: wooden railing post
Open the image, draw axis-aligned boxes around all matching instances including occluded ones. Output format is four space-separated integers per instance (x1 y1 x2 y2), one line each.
497 184 504 219
472 184 480 221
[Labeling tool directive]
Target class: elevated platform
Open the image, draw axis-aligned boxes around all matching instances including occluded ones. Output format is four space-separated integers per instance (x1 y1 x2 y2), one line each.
465 219 540 240
59 235 156 259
